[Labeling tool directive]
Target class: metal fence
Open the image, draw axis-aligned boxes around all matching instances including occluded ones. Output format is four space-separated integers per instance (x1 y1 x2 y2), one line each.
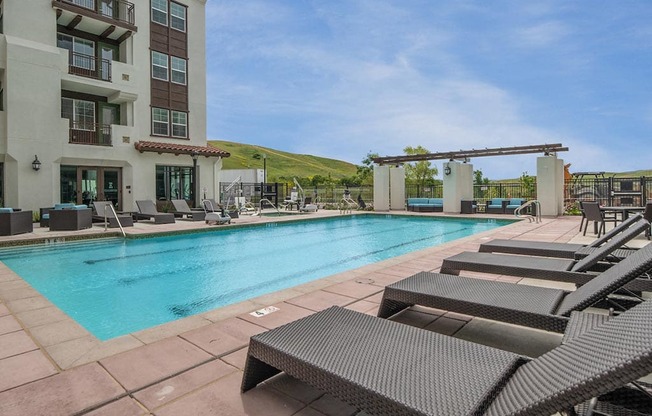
220 176 652 211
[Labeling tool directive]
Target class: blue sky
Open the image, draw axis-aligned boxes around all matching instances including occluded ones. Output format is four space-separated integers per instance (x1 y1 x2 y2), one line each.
206 1 652 179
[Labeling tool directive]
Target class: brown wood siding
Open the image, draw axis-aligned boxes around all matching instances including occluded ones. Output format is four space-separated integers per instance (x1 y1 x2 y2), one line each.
149 2 188 116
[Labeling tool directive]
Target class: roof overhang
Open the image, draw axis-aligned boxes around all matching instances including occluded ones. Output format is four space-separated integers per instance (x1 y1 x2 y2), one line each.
134 141 230 158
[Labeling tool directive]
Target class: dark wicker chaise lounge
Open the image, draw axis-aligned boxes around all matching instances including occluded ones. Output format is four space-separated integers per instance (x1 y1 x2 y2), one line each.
171 199 206 221
440 217 652 291
92 201 133 228
479 214 645 260
379 242 652 332
242 300 652 415
135 200 175 224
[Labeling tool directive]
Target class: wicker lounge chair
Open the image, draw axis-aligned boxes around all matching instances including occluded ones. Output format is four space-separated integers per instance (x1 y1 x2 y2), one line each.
91 201 133 228
378 242 652 332
242 300 652 415
0 208 33 235
171 199 206 221
135 200 175 224
440 217 652 291
478 214 646 260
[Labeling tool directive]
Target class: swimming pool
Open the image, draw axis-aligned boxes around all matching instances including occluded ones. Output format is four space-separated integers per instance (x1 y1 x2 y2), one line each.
0 215 511 340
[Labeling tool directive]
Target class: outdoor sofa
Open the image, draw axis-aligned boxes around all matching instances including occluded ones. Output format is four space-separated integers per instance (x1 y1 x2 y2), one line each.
439 217 652 291
378 241 652 333
242 299 652 415
135 200 175 224
0 208 33 236
406 197 443 212
478 213 644 260
41 203 93 231
485 198 526 214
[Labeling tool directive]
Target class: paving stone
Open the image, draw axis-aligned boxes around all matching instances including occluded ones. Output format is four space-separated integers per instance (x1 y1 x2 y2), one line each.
0 350 58 392
0 330 38 359
423 316 467 336
155 371 304 416
322 280 383 299
220 347 249 371
28 319 90 347
0 315 22 335
0 362 123 416
84 397 148 416
15 306 72 328
286 290 356 312
100 336 212 391
134 360 237 410
238 302 314 330
310 393 358 416
180 317 266 356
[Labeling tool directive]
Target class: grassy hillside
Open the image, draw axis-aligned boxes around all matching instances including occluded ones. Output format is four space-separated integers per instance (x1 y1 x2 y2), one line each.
209 140 358 181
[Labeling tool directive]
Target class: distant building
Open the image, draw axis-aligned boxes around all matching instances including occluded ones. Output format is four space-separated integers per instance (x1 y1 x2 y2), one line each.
219 169 265 185
0 0 229 211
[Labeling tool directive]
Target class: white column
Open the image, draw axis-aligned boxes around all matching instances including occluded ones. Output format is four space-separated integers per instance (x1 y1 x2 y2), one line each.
537 155 564 216
373 165 390 211
389 166 405 210
443 161 474 213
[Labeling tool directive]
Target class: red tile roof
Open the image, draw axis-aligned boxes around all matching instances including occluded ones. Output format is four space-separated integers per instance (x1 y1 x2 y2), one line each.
134 141 230 158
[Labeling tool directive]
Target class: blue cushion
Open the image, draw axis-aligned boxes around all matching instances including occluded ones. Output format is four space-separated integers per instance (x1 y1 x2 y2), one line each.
408 198 430 205
42 213 49 220
54 203 75 210
0 208 14 213
73 204 88 210
490 198 504 205
428 198 443 206
509 198 523 206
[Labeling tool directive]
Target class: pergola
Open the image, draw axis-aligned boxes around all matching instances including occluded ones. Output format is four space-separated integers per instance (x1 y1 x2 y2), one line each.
372 143 569 216
373 143 568 165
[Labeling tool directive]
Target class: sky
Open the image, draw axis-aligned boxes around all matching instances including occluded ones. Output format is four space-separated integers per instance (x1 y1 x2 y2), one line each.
205 1 652 179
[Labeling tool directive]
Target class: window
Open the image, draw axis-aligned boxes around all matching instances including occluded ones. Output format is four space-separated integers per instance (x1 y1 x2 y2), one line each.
58 33 95 70
152 108 169 136
170 56 187 85
171 111 187 138
156 166 194 201
151 0 168 25
151 51 169 81
62 98 96 130
170 2 186 32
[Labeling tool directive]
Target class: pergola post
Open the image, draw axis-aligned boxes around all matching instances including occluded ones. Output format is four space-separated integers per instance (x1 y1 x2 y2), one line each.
443 161 473 213
537 155 564 216
373 165 390 211
389 166 405 210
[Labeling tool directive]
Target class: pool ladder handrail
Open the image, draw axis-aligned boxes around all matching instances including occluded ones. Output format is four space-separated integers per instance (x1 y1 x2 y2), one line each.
514 200 541 223
254 198 281 217
103 204 126 237
339 196 358 214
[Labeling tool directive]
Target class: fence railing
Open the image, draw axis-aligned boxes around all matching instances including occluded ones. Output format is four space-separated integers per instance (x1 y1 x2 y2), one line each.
218 177 652 211
55 0 136 26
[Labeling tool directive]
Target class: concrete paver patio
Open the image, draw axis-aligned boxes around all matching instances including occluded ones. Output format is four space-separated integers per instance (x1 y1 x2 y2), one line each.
0 210 648 415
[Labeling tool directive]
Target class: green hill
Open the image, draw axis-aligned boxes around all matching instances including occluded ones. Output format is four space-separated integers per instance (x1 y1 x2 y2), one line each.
209 140 358 181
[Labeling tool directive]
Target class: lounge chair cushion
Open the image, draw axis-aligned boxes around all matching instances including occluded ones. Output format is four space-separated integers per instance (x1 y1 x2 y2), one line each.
54 203 75 210
0 208 13 213
73 204 88 210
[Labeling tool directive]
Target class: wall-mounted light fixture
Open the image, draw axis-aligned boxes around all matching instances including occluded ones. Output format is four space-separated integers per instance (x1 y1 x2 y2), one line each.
444 164 451 176
32 155 41 171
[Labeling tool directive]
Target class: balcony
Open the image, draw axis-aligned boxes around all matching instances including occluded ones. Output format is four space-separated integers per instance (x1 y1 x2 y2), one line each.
68 52 111 82
53 0 137 41
69 121 112 146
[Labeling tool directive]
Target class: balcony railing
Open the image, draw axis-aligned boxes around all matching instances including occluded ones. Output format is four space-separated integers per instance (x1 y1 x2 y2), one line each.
68 52 112 82
69 122 112 146
55 0 136 26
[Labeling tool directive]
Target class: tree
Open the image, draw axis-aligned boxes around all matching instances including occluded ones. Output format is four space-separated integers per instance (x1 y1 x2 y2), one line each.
355 151 378 185
520 171 536 198
473 169 490 185
403 146 438 187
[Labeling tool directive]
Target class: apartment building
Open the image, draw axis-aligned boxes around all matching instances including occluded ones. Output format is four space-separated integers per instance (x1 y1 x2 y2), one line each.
0 0 227 212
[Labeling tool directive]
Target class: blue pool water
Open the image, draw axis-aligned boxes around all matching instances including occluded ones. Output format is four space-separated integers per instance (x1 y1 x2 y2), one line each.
0 215 511 340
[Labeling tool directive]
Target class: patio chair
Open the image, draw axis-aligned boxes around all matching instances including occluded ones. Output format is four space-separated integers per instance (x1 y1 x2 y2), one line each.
202 199 230 225
48 204 93 231
91 201 133 228
439 216 652 291
583 201 617 237
0 208 33 236
478 214 646 260
242 299 652 416
378 241 652 333
171 199 206 221
135 200 175 224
